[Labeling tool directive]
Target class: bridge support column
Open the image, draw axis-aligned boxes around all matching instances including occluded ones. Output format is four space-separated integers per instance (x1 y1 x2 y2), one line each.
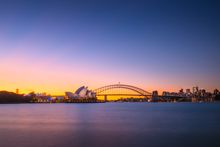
104 95 107 102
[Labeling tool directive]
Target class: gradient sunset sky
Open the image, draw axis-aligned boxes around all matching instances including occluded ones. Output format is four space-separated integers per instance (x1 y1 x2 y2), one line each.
0 0 219 94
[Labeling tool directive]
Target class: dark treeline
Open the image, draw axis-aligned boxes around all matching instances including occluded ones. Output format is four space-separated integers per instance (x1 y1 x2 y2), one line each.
0 91 32 103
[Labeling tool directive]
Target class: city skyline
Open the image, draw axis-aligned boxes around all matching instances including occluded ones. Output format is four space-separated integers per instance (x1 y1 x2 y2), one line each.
0 0 220 95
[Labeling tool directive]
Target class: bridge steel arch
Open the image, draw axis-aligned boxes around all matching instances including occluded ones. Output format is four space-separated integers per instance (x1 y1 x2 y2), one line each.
94 84 152 98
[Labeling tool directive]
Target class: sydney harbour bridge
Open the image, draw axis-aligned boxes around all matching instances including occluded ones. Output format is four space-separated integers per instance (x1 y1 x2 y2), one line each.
52 83 190 102
93 83 152 100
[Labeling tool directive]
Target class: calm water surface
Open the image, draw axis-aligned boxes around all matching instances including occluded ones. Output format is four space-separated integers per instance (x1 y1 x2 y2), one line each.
0 103 220 147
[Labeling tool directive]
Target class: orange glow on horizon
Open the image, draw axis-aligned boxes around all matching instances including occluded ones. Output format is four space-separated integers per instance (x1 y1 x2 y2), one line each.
0 52 217 98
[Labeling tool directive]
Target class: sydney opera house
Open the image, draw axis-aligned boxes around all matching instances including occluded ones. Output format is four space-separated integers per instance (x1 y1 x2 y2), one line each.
65 86 96 99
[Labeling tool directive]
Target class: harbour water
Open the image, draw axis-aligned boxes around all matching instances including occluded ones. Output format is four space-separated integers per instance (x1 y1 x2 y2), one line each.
0 103 220 147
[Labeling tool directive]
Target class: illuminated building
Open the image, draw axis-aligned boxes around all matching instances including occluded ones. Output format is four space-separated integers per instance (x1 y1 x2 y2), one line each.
65 86 96 99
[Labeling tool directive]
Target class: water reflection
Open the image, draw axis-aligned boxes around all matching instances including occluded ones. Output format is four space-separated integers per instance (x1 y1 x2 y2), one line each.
0 103 220 147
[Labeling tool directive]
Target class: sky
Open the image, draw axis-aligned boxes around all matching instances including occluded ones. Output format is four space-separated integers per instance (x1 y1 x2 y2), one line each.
0 0 219 95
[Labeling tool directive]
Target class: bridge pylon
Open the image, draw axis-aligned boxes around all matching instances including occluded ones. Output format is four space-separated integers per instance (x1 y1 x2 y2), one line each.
104 95 107 102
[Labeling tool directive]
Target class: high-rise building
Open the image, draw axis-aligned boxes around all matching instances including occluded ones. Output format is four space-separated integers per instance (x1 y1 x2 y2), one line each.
193 86 199 94
186 89 191 94
179 89 184 93
152 91 158 97
214 89 219 95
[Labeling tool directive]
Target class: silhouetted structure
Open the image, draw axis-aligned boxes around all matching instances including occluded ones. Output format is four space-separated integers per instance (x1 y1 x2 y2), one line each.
0 91 32 103
94 83 151 100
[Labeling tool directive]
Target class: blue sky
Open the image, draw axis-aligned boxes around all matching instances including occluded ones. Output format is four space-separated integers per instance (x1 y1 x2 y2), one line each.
0 0 219 93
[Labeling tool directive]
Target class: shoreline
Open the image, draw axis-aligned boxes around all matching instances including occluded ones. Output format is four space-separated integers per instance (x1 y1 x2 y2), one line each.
1 101 220 104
